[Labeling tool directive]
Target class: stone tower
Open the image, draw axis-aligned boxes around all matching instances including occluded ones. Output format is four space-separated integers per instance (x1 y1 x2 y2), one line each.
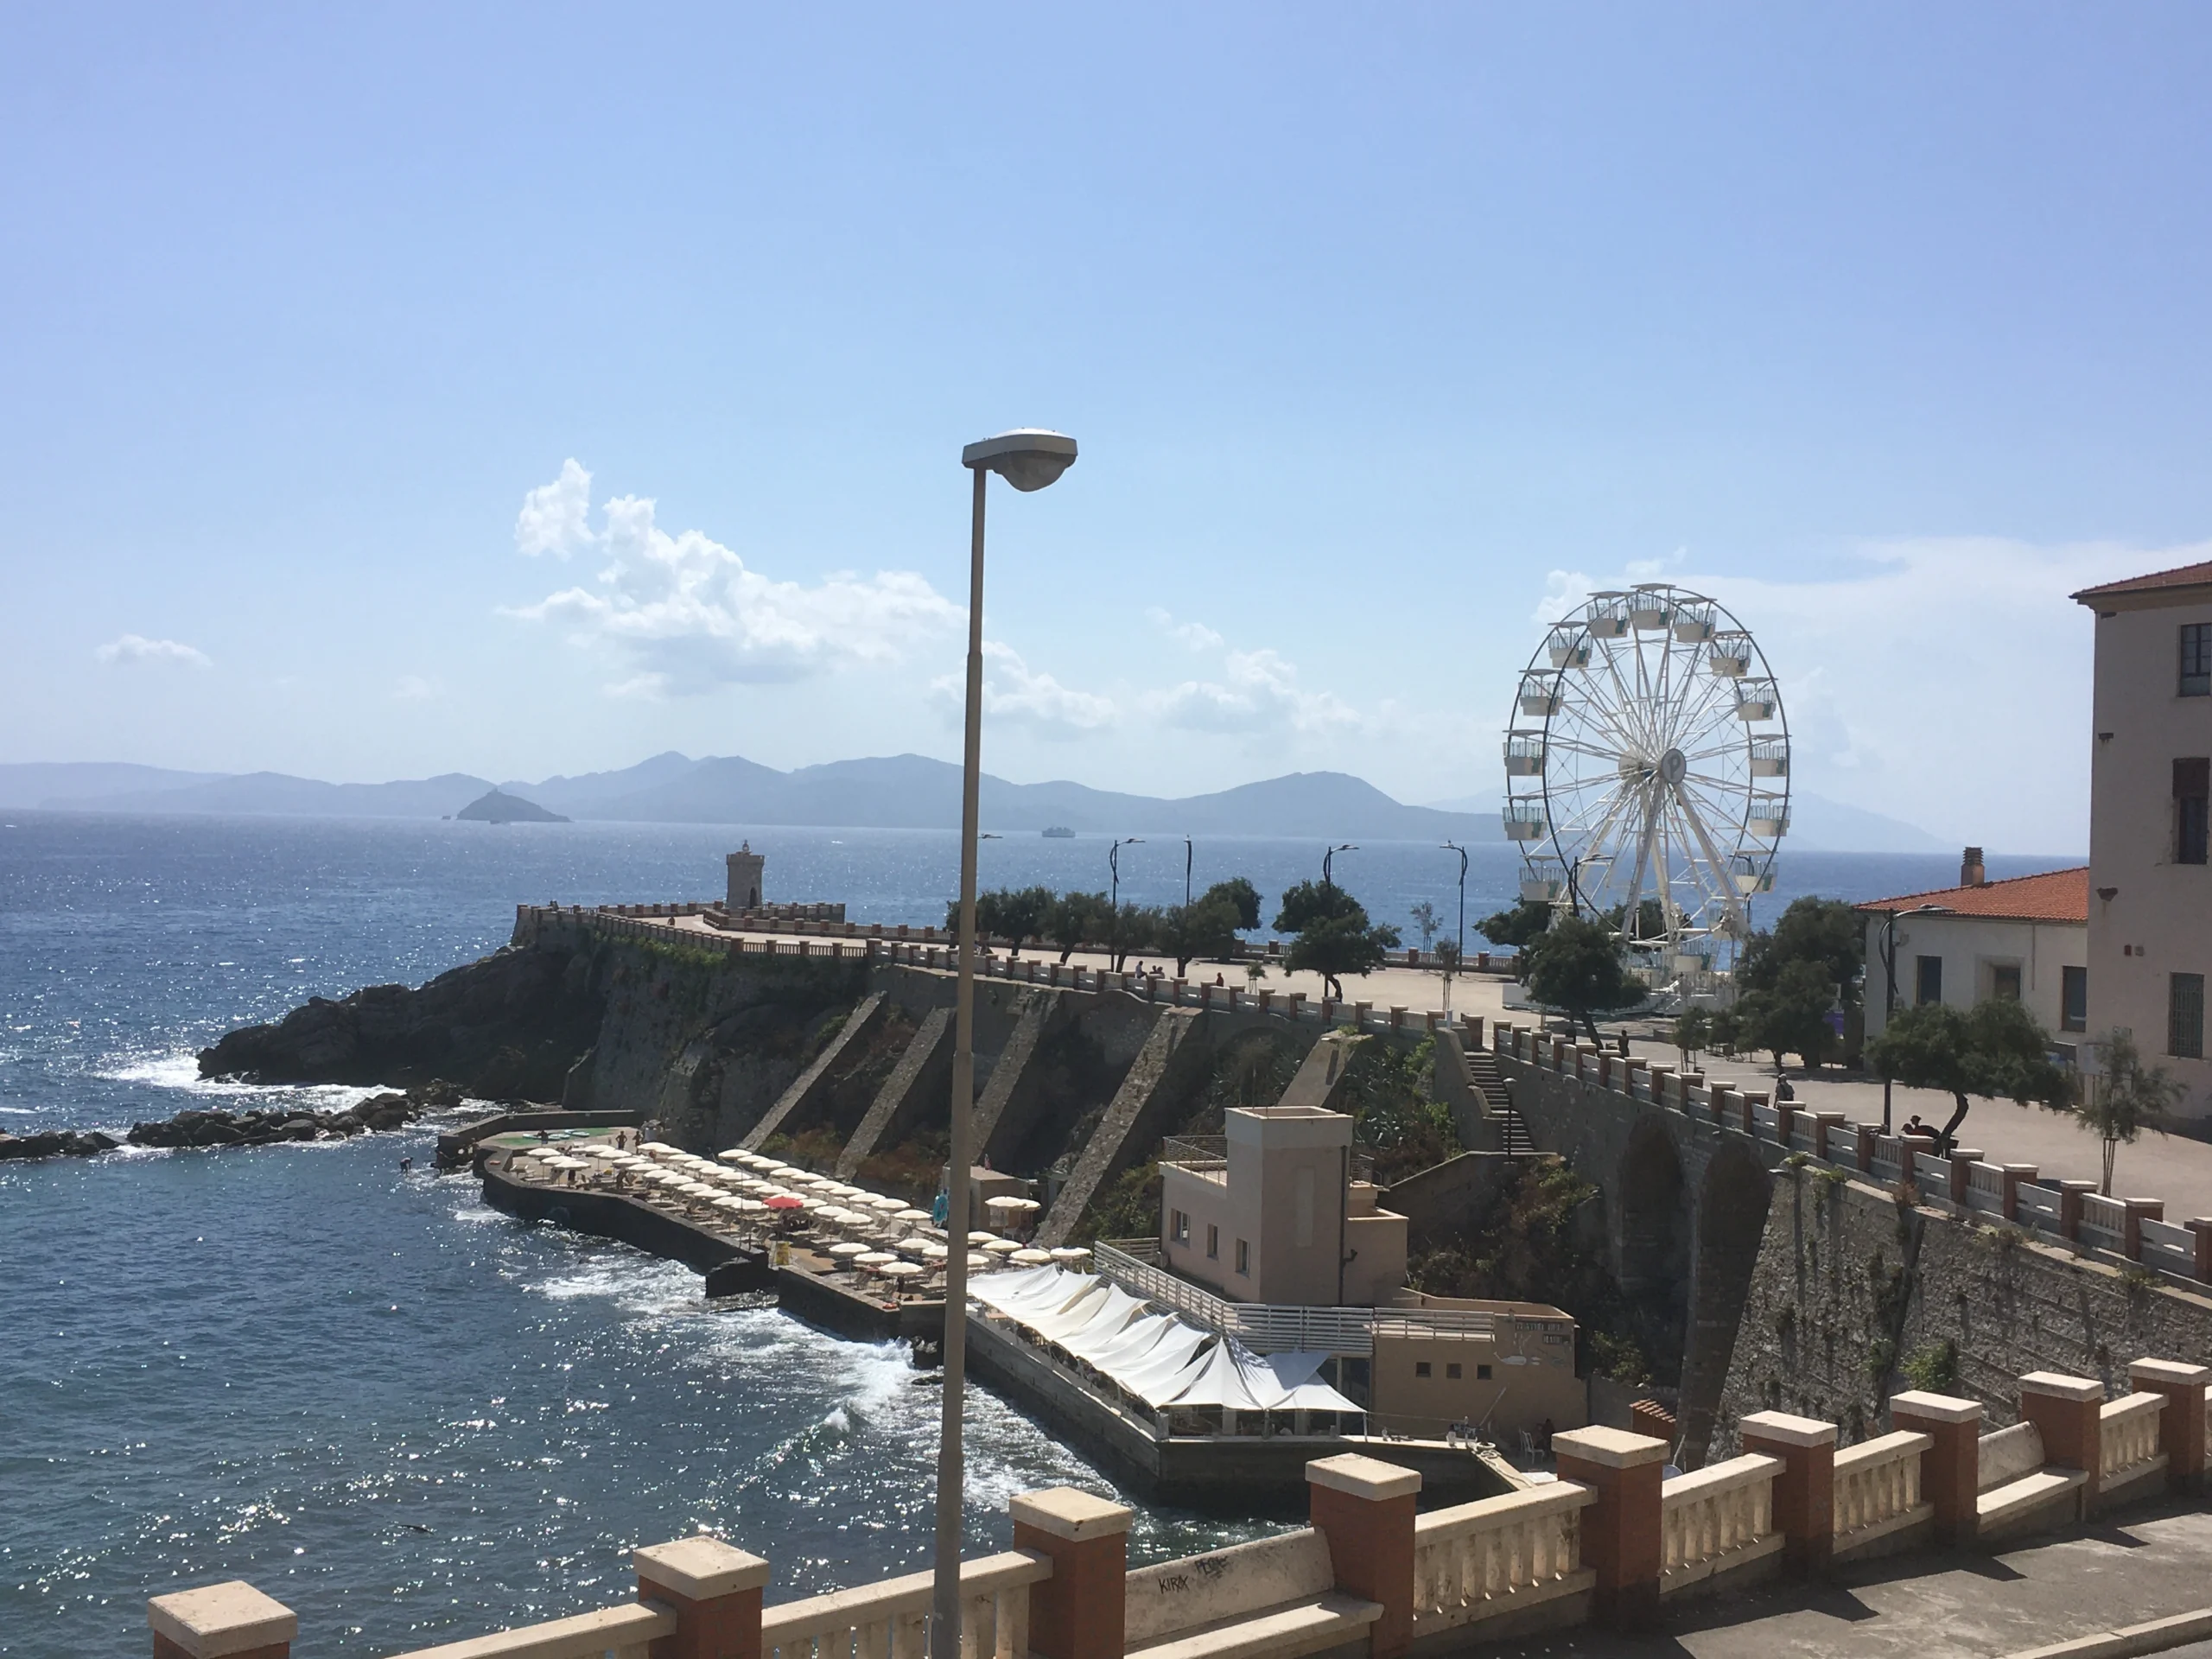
726 842 764 911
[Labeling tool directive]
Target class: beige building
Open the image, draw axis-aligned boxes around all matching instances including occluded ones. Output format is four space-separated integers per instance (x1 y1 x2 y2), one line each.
1859 857 2089 1054
1368 1294 1584 1441
1160 1103 1408 1308
2075 563 2212 1121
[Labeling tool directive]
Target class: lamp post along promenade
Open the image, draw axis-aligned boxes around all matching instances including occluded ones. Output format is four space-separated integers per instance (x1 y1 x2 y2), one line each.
934 429 1077 1659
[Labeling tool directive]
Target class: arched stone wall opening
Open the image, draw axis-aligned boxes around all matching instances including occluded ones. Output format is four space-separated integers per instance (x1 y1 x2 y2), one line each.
1678 1138 1775 1465
1614 1116 1689 1384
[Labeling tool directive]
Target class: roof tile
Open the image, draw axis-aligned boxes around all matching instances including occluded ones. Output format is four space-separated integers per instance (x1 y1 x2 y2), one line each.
1854 866 2088 925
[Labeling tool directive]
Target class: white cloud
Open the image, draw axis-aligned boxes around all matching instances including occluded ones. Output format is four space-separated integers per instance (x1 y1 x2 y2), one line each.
1146 606 1225 652
508 460 963 692
96 634 211 669
1526 537 2199 852
1148 646 1361 737
932 642 1117 738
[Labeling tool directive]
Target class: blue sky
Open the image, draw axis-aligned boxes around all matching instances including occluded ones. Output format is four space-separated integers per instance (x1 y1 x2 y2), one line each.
5 4 2209 852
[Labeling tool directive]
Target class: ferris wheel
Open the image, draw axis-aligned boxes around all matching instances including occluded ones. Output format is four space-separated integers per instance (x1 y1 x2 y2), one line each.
1503 582 1789 976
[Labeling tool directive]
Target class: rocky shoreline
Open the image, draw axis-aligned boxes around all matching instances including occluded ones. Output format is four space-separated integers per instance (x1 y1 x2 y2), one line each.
0 1079 464 1163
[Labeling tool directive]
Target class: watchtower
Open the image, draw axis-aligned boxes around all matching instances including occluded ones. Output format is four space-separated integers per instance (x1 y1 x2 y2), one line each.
726 842 765 911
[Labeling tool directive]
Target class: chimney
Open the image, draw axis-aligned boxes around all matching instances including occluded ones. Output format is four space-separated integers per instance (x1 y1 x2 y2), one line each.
1961 846 1986 888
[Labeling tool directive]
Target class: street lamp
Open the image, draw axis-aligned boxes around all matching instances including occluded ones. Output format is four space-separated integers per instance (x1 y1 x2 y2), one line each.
1323 842 1357 888
1182 836 1193 909
1440 841 1468 1014
1109 837 1143 969
1876 902 1949 1133
935 428 1076 1659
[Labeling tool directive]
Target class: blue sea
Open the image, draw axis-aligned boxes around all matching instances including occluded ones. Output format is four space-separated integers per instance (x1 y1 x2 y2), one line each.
0 812 2078 1656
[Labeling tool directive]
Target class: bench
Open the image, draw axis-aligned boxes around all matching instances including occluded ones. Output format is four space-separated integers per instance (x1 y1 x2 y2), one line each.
1125 1529 1381 1659
1974 1421 2086 1540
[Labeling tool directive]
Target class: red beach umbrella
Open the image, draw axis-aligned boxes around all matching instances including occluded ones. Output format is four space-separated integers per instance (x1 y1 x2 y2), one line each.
764 1194 805 1211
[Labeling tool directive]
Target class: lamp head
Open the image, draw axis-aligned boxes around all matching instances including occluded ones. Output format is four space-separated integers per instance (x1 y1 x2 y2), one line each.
962 429 1078 492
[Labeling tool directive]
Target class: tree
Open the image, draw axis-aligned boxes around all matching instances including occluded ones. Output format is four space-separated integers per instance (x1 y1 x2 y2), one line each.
1160 880 1258 975
1408 900 1442 955
1733 958 1842 1071
1673 1006 1711 1068
1274 880 1401 1001
1109 902 1160 970
1738 897 1864 1009
1866 998 2071 1153
1046 891 1109 963
948 885 1054 954
1477 899 1554 951
1521 914 1644 1045
2069 1027 2182 1195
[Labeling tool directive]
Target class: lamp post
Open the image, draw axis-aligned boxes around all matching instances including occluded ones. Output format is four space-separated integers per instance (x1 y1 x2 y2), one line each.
1441 841 1468 1014
1182 836 1193 909
1323 842 1357 888
936 428 1077 1659
1109 836 1143 969
1876 902 1949 1133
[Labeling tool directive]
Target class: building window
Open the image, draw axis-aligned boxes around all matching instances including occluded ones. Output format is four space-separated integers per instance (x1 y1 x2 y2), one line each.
1477 1363 1493 1381
1992 963 2022 1001
1170 1210 1189 1244
1235 1238 1250 1275
1205 1224 1218 1261
2171 973 2206 1061
2183 624 2212 696
1446 1363 1463 1380
1414 1361 1432 1378
1916 955 1943 1006
2062 965 2088 1033
2177 759 2210 866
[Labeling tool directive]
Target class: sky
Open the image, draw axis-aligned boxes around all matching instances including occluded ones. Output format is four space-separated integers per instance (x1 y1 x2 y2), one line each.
5 4 2210 855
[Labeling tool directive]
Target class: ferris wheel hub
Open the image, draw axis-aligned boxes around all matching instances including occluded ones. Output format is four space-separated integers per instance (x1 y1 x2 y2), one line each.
1657 747 1687 785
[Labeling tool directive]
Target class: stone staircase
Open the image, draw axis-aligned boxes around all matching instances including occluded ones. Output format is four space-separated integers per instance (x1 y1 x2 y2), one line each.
1462 1043 1536 1155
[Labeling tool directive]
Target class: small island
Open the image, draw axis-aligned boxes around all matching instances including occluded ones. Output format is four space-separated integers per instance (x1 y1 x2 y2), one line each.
454 788 569 824
1041 825 1074 838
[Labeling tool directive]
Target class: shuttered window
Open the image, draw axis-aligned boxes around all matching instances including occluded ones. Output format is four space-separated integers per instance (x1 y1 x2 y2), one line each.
2177 759 2210 867
2171 973 2206 1062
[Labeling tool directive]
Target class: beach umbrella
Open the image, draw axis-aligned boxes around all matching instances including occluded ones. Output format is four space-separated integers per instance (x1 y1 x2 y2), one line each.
982 1238 1021 1256
1049 1247 1090 1264
964 1252 992 1272
866 1195 905 1213
764 1194 804 1211
1012 1249 1052 1265
856 1251 897 1268
716 1149 747 1165
894 1208 931 1224
880 1262 925 1281
829 1241 870 1257
983 1195 1027 1211
967 1231 999 1246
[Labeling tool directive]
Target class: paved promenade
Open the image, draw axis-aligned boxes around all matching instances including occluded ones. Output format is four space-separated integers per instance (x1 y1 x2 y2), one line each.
1488 1501 2212 1659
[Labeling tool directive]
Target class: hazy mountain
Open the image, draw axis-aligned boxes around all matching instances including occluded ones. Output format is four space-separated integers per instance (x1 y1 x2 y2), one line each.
0 762 231 808
1423 787 1950 854
43 771 493 818
30 751 1501 840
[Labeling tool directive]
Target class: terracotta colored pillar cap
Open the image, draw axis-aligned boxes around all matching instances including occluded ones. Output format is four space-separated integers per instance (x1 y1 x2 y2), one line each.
149 1583 297 1658
2133 1358 2212 1386
1554 1426 1669 1468
1738 1410 1838 1447
634 1537 771 1598
2019 1372 2104 1403
1306 1453 1422 1499
1011 1486 1135 1540
1891 1390 1982 1423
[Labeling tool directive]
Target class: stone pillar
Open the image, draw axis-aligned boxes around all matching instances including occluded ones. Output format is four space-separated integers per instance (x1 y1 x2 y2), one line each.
2128 1359 2211 1491
1389 1006 1405 1029
149 1584 296 1659
1999 1164 2037 1223
1011 1486 1134 1659
2019 1371 2105 1506
2189 1218 2212 1282
1948 1150 1980 1206
1890 1390 1982 1544
2123 1198 2164 1260
1856 1122 1878 1173
2057 1179 2097 1243
1465 1015 1484 1046
1738 1411 1837 1573
1306 1453 1420 1658
634 1537 770 1659
1553 1427 1666 1629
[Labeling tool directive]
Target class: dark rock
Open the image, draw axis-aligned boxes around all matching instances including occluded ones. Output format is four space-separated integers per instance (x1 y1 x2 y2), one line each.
0 1129 119 1160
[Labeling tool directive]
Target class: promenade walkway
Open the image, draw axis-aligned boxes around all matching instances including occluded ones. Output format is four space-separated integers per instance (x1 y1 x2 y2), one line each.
1488 1501 2212 1659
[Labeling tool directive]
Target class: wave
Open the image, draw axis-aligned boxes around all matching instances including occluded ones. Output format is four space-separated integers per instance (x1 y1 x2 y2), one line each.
92 1047 385 1109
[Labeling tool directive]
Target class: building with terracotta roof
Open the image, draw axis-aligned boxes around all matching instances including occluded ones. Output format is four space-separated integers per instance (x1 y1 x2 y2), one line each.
2074 563 2212 1122
1859 852 2089 1051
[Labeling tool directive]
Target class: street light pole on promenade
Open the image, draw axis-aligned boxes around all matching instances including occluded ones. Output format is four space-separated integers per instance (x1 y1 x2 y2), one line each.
934 429 1077 1659
1441 840 1468 1014
1109 837 1143 969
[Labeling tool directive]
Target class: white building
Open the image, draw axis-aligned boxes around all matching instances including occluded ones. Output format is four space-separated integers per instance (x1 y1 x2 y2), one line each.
1859 853 2088 1054
2074 561 2212 1122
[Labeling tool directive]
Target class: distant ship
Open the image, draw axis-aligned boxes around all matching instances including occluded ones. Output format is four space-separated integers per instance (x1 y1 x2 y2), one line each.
1041 825 1075 838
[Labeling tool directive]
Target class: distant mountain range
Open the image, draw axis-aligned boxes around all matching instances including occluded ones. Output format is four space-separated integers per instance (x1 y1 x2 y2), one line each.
4 754 1504 842
3 753 1962 851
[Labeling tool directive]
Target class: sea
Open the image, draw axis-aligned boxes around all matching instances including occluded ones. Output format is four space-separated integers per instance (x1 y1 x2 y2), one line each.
0 811 2080 1656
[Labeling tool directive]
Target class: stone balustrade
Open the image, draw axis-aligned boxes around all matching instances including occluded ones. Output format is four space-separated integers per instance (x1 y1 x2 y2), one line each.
1408 1480 1595 1637
1829 1430 1931 1553
1656 1453 1783 1596
760 1550 1049 1659
2100 1392 2166 1484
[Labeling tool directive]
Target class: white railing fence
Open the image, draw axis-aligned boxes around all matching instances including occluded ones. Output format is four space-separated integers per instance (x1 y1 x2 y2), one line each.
386 1604 675 1659
1658 1454 1781 1592
1831 1431 1930 1541
761 1551 1049 1659
1410 1482 1594 1637
2100 1393 2164 1480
